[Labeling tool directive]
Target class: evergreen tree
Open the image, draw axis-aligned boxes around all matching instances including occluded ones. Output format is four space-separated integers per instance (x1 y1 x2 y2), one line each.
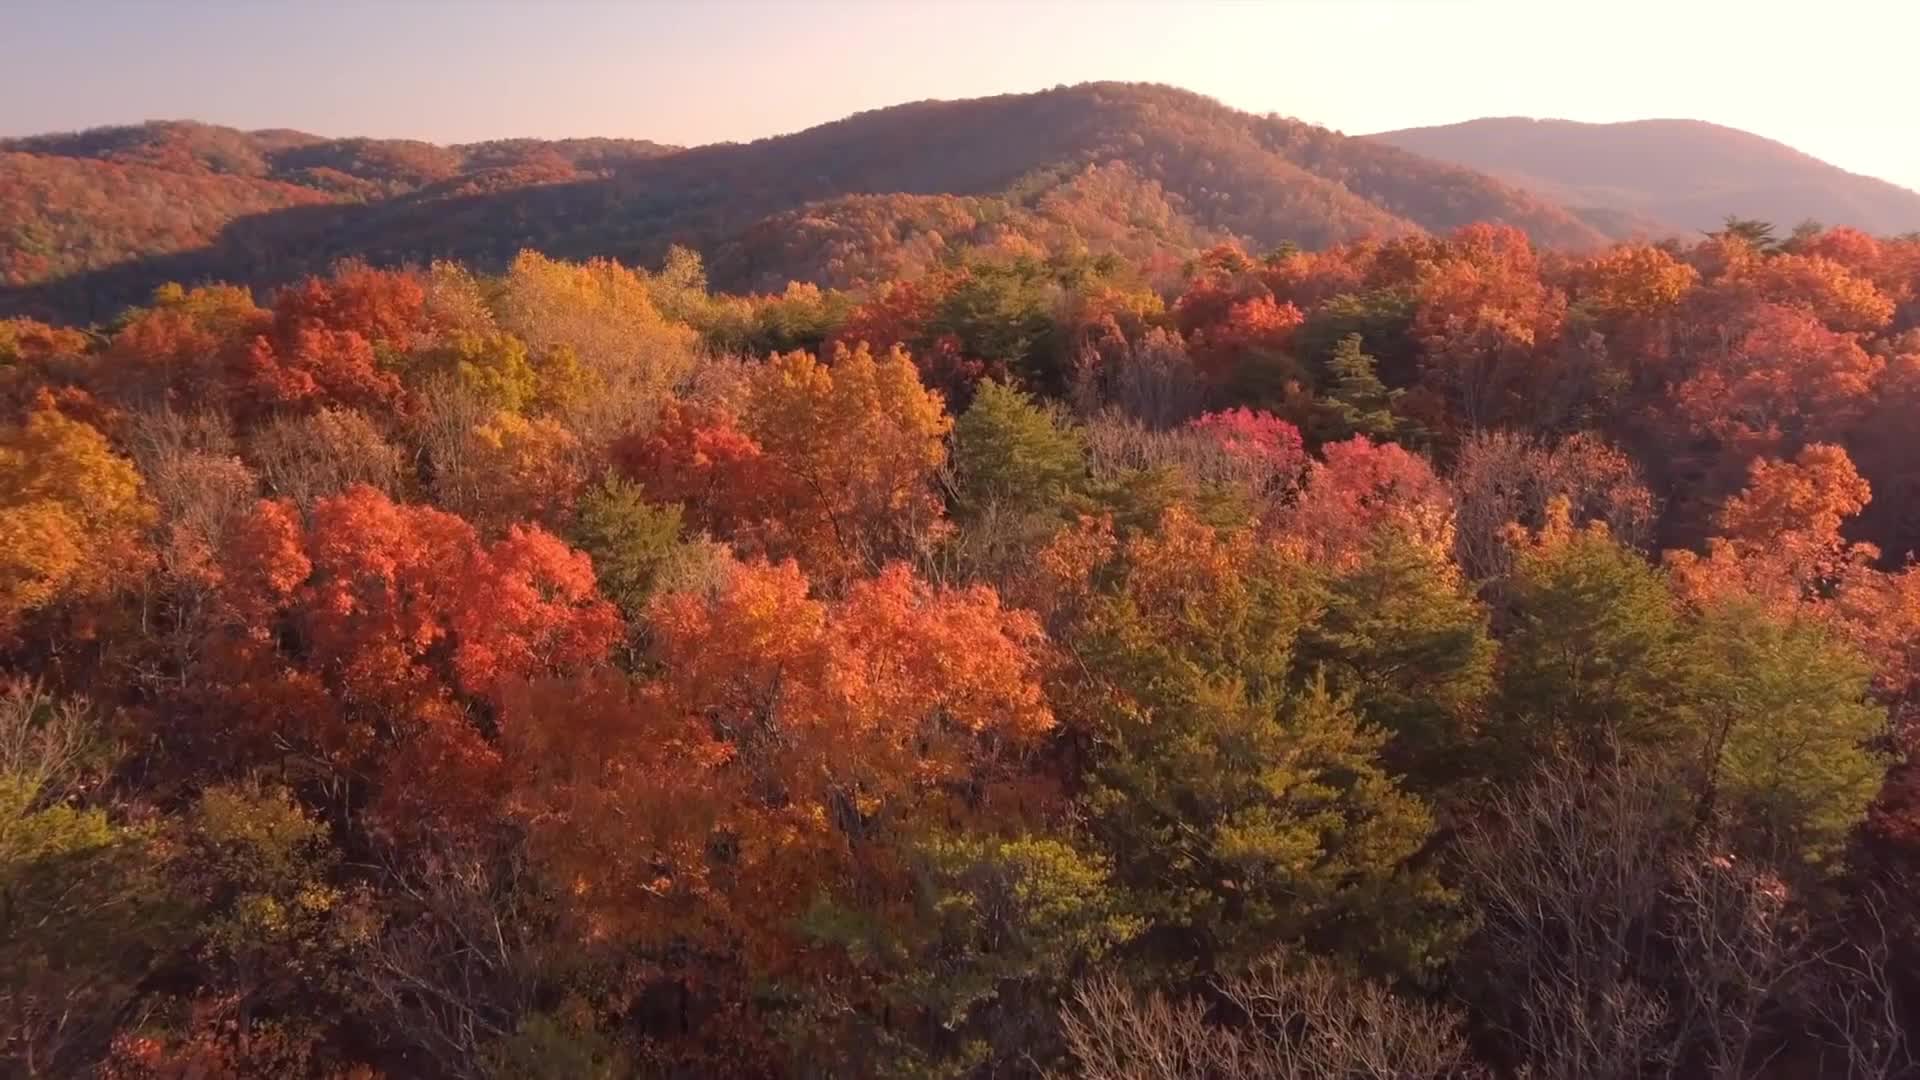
1315 332 1404 442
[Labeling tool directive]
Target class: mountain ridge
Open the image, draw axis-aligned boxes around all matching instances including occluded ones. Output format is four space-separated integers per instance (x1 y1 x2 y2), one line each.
1367 116 1920 238
13 84 1904 323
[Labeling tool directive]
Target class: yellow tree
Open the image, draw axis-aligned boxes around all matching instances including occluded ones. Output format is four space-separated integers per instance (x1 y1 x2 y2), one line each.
0 401 154 633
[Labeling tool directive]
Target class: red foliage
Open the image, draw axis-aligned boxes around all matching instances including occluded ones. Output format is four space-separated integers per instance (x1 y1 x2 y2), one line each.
271 262 430 348
1187 408 1307 478
1279 436 1454 565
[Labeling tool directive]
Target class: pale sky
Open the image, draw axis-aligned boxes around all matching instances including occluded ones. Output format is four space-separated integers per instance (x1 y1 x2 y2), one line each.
4 0 1918 192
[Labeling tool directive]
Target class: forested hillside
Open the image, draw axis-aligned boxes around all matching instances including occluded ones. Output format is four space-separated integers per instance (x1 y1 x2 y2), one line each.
1371 116 1920 238
1 84 1611 321
6 213 1920 1076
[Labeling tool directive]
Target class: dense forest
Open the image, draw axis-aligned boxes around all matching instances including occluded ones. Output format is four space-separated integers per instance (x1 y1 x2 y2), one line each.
6 210 1920 1078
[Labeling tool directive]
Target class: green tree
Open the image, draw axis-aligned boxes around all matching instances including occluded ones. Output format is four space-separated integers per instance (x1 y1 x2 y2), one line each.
793 832 1137 1076
1314 332 1404 442
948 380 1085 520
1492 509 1691 772
931 260 1059 387
1298 528 1493 794
568 473 693 621
1689 601 1889 867
1062 511 1446 979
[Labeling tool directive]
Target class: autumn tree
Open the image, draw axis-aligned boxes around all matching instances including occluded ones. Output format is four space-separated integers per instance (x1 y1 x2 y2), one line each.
1410 224 1567 433
621 343 951 583
492 251 699 442
504 556 1058 1067
202 486 619 830
0 401 155 636
1276 435 1454 569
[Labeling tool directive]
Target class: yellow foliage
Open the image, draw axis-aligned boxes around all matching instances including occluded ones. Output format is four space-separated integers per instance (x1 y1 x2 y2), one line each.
0 405 154 629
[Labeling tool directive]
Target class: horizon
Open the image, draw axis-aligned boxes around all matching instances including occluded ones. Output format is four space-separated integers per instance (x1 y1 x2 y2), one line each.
5 0 1918 193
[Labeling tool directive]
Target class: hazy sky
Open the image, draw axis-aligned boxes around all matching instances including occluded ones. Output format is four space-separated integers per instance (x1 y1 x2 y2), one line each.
6 0 1918 191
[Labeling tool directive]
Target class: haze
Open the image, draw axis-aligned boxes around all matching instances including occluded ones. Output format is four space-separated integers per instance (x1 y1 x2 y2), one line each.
5 0 1918 193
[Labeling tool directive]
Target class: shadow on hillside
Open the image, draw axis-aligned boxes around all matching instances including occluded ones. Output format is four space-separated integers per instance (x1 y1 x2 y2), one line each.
0 172 681 324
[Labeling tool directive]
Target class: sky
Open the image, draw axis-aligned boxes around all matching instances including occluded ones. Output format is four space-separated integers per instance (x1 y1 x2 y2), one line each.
5 0 1919 192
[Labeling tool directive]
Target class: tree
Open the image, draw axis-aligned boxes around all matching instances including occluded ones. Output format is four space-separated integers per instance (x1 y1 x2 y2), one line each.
1313 332 1403 442
1297 528 1493 794
1671 302 1882 464
1450 430 1655 585
491 251 700 442
1276 435 1453 569
245 406 402 508
1687 600 1889 867
742 343 953 580
271 262 429 349
1057 508 1443 977
1184 408 1306 484
1713 217 1781 254
0 401 155 635
1060 956 1482 1080
567 473 695 622
449 411 584 531
1411 224 1566 432
506 557 1052 964
948 378 1085 521
1570 243 1700 320
1 684 184 1077
1667 442 1877 612
204 486 618 831
1492 502 1691 771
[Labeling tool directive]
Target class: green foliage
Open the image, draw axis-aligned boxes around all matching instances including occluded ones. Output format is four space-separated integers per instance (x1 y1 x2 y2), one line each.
188 781 350 1015
931 260 1060 385
1294 288 1420 385
795 833 1138 1076
0 686 185 1076
1065 522 1447 978
948 379 1085 520
1314 332 1404 442
1298 529 1494 793
643 244 713 325
1689 602 1889 866
1716 215 1782 253
1493 517 1692 771
483 1009 628 1080
568 473 689 620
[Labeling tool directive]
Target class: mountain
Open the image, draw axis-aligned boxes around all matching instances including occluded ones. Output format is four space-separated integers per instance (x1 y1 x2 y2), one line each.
1 84 1612 321
1367 117 1920 239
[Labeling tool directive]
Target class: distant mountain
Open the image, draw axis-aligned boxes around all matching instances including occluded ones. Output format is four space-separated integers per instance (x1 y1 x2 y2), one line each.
1 84 1611 320
1367 117 1920 238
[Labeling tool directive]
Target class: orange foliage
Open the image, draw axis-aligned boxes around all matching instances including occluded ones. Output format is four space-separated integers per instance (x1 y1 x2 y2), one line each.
620 344 951 583
1671 302 1883 460
1570 244 1699 317
206 486 618 830
271 261 430 348
1728 251 1897 333
1411 225 1566 429
507 556 1051 963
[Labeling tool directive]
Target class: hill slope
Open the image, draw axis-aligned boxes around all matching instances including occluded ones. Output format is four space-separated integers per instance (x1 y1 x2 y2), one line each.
1 84 1610 320
1368 117 1920 238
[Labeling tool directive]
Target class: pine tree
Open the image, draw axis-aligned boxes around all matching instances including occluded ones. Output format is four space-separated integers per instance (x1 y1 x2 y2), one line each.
1316 333 1403 442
